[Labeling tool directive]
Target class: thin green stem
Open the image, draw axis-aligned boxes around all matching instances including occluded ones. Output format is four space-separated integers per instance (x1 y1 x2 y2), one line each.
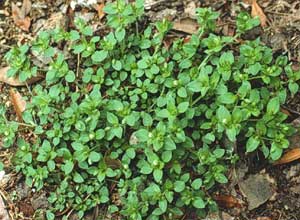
248 76 263 80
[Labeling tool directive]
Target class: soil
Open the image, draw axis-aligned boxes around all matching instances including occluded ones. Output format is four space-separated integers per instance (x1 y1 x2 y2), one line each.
0 0 300 220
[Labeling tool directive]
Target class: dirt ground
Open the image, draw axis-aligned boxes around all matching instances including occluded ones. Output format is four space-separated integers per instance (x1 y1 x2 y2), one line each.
1 0 300 219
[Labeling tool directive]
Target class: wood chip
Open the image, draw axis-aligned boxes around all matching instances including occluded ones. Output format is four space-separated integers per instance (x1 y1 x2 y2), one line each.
214 195 243 209
10 88 26 121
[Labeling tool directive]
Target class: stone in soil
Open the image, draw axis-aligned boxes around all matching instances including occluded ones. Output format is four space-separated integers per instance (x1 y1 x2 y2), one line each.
239 174 275 210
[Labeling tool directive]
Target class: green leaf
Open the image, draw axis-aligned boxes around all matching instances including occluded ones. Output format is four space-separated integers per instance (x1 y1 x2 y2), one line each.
89 151 101 162
174 180 185 192
112 127 123 138
267 97 280 115
107 112 118 124
73 172 84 183
115 28 126 42
92 50 108 63
192 197 205 209
62 160 74 175
178 102 189 113
142 113 153 126
162 150 172 163
159 200 167 213
213 149 225 158
215 173 228 183
216 105 231 123
191 178 202 190
157 109 169 118
140 161 153 174
187 80 201 92
134 129 149 142
65 71 76 82
112 60 122 71
46 211 55 220
126 148 136 159
164 137 176 150
153 169 163 182
246 136 260 152
217 92 237 104
75 120 86 131
226 127 237 142
288 82 299 95
177 87 187 98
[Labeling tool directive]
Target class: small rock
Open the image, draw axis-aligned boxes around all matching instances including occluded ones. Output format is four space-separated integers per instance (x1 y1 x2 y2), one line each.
0 195 9 220
221 212 234 220
284 164 300 180
239 174 274 210
16 182 31 200
149 8 177 21
184 1 196 19
0 173 11 188
70 0 98 9
75 12 95 23
290 185 300 194
201 212 221 220
31 192 49 210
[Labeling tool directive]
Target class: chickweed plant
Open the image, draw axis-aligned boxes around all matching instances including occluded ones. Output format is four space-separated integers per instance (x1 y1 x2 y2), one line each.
1 0 299 219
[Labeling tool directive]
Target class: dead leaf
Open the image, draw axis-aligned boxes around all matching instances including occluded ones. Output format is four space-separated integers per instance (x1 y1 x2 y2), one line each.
18 201 35 217
273 148 300 165
0 66 43 86
280 107 292 116
172 18 199 34
21 0 32 18
214 195 242 209
15 17 31 32
251 0 267 27
11 0 32 32
10 88 26 121
94 3 105 20
104 156 122 169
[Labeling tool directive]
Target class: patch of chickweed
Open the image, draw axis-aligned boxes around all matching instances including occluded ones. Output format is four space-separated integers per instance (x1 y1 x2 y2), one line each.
1 0 300 219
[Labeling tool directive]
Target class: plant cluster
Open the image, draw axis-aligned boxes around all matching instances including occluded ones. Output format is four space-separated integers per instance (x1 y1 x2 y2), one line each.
1 0 299 219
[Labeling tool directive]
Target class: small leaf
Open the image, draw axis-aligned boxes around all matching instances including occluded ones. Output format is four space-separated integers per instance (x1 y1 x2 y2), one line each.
62 160 74 175
215 173 228 183
246 136 260 152
153 169 163 182
178 102 189 113
73 172 84 183
174 180 185 192
273 148 300 165
192 197 205 209
65 71 76 82
0 66 43 86
217 92 237 104
267 97 280 115
191 178 202 190
92 50 108 63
